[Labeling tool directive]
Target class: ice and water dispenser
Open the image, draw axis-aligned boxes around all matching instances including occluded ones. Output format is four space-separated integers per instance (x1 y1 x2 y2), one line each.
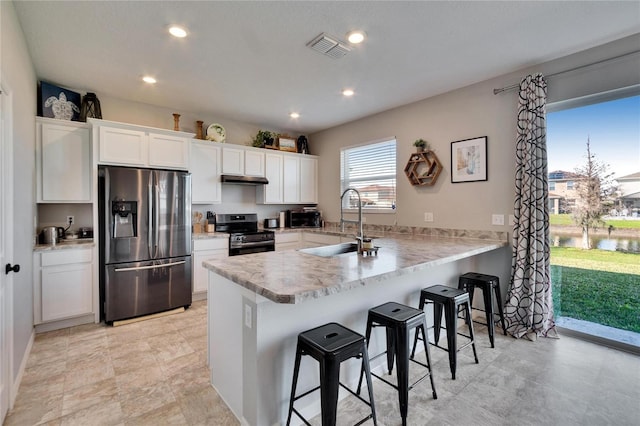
112 200 137 238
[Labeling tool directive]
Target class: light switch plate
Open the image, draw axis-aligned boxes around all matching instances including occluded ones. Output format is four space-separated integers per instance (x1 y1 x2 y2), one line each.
424 212 434 222
491 214 505 226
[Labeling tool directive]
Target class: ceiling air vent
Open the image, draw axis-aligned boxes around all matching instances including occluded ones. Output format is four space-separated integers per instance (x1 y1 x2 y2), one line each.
307 33 351 59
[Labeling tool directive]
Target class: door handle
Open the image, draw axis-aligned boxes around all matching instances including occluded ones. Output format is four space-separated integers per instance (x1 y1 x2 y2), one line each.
5 263 20 274
148 178 153 257
114 261 186 272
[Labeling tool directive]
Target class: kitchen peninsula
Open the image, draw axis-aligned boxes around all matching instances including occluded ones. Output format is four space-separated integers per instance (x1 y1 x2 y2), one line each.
204 229 508 425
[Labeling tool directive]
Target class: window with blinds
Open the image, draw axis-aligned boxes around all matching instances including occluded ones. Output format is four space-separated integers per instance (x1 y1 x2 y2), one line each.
340 138 397 210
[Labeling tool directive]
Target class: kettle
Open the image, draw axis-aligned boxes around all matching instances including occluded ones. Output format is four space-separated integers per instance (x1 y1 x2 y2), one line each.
40 226 57 244
40 226 65 244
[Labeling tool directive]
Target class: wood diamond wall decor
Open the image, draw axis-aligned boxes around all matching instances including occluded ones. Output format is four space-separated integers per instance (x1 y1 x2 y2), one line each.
404 150 443 186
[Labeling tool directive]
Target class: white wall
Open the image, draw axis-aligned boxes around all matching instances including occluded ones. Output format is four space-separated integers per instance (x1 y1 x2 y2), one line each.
309 34 640 231
1 0 37 380
308 33 639 296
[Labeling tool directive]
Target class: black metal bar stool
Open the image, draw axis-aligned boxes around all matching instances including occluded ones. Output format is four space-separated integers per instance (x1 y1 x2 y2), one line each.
357 302 437 426
458 272 507 348
411 285 478 380
286 322 377 426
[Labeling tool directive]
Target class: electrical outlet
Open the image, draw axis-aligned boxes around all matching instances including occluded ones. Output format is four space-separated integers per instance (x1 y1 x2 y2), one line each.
67 216 74 225
491 214 504 226
424 212 434 222
244 304 252 329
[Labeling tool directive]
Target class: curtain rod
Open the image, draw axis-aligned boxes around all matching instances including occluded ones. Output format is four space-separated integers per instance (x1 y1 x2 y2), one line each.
493 50 640 95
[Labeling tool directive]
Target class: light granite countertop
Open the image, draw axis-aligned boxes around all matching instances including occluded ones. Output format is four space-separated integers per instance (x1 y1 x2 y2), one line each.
203 232 508 304
34 239 95 252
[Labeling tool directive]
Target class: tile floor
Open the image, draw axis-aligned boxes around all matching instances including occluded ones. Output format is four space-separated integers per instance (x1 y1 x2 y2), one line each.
4 300 639 425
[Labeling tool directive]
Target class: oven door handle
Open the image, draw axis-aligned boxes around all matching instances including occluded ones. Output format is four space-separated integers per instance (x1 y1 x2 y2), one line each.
229 240 275 249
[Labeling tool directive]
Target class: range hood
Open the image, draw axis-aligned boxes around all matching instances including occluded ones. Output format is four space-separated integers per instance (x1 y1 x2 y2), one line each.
220 175 269 185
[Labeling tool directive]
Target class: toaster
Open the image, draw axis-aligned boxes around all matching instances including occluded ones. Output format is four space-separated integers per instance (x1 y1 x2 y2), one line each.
78 227 93 239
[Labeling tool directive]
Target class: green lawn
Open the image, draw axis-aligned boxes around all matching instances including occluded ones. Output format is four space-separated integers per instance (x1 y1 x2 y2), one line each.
551 247 640 333
550 214 640 229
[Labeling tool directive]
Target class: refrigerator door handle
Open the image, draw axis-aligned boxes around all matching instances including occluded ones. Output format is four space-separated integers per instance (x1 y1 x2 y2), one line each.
154 182 160 257
148 177 153 257
114 260 186 272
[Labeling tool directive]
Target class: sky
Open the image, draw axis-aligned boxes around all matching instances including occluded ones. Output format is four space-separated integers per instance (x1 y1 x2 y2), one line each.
547 95 640 179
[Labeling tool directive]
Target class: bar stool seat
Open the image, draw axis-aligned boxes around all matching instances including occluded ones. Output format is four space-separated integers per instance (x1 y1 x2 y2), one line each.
286 322 377 426
458 272 507 348
412 285 478 380
358 302 437 426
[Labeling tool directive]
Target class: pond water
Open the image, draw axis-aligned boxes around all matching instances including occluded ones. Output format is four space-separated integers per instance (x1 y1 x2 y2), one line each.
551 234 640 254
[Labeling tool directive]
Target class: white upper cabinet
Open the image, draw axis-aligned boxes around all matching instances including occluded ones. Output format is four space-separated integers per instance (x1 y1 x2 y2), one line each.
98 125 147 166
36 117 92 203
148 133 191 169
283 155 300 204
299 156 318 204
221 146 244 175
258 151 318 205
257 152 284 204
91 118 192 170
191 140 222 204
222 146 265 177
245 150 265 177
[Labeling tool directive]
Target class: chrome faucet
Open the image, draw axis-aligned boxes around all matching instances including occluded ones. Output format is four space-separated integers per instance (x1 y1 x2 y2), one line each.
340 187 364 252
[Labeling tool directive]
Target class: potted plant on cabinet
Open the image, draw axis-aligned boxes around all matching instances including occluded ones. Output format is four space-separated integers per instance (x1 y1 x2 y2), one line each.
252 130 276 148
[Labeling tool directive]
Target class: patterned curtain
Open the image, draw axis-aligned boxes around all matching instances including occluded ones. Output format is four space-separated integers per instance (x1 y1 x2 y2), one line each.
504 73 557 339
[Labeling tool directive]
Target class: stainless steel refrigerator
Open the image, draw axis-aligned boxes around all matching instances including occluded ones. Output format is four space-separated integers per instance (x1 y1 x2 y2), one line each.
99 165 192 323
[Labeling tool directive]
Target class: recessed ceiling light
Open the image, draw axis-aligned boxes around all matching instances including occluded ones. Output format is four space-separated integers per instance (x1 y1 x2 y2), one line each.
346 31 366 44
142 76 157 84
290 112 300 119
342 89 355 97
169 26 187 38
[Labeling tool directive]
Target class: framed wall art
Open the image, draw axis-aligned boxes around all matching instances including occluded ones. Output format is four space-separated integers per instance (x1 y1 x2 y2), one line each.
451 136 487 183
38 81 81 121
278 135 297 152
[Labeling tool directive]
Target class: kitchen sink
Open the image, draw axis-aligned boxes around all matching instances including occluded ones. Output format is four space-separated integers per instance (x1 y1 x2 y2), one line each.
299 242 359 257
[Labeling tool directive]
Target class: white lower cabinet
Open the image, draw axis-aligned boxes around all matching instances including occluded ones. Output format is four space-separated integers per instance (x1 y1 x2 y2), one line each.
34 247 93 324
275 233 301 251
193 238 228 296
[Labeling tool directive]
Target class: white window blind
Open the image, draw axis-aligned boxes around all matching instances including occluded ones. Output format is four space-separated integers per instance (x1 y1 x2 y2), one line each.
340 139 396 210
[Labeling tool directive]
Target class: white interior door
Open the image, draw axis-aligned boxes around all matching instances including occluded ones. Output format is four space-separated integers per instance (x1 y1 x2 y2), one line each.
1 85 15 422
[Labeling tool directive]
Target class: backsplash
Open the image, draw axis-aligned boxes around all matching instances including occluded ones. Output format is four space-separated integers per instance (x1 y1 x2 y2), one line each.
325 221 508 242
193 185 318 225
37 203 92 231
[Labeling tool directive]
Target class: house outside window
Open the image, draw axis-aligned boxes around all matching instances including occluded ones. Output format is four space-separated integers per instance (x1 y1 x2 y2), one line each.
340 138 396 210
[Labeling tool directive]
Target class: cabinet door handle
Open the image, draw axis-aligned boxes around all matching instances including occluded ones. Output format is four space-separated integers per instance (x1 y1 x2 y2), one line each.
5 263 20 274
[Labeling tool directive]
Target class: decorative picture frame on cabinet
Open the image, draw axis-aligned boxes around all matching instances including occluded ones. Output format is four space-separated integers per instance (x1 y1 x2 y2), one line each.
38 81 82 121
451 136 488 183
278 135 297 152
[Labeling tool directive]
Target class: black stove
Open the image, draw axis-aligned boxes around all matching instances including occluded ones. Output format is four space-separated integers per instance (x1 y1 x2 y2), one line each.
214 213 275 256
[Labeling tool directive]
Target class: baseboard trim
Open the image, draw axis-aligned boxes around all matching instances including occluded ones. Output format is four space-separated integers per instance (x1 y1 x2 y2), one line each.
11 329 34 408
34 314 95 334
